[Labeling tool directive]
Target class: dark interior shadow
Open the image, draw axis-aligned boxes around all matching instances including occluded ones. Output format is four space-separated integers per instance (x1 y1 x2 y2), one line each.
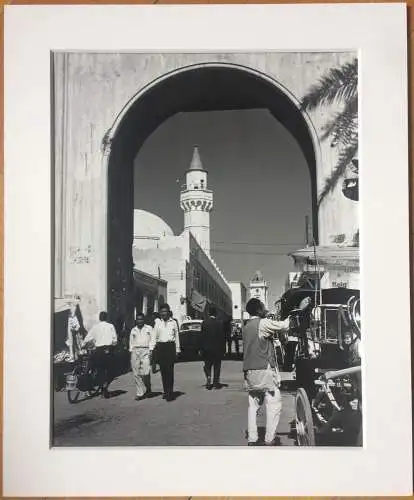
280 379 297 392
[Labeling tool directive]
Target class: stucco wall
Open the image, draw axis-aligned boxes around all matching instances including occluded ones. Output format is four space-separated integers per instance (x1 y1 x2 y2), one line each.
54 51 358 327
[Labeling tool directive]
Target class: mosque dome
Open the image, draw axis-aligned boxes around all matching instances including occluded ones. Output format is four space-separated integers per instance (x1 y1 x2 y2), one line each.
133 209 174 239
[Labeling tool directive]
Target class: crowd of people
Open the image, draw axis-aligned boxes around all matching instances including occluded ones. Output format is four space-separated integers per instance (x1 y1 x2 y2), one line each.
78 299 295 446
62 290 362 446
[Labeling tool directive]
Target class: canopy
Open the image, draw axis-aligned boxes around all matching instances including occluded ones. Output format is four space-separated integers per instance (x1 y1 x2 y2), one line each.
289 246 359 271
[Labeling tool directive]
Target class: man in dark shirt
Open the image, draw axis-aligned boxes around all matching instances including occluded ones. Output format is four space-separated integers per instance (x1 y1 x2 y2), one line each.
200 306 226 389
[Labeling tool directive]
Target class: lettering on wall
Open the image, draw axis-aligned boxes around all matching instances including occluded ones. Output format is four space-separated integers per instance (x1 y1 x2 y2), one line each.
69 245 93 264
332 281 348 288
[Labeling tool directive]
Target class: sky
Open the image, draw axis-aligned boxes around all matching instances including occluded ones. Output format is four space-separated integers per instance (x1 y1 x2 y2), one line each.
134 109 311 305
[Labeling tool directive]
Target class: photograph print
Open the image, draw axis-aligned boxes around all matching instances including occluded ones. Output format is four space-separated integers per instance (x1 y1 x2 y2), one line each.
52 51 361 447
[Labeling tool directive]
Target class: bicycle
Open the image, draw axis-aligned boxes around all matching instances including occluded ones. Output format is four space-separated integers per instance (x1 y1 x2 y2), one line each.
65 349 100 404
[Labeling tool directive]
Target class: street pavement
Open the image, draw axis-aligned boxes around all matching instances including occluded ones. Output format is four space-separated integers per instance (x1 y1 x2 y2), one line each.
53 358 297 446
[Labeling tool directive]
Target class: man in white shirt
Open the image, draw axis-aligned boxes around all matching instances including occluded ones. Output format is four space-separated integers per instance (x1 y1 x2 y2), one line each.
153 303 181 401
129 312 156 400
243 298 290 446
81 311 118 398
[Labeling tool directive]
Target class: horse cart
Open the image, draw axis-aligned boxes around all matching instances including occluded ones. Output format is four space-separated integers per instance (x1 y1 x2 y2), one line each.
285 288 362 446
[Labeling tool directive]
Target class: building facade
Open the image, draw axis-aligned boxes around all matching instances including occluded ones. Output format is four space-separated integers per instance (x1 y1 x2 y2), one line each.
52 51 358 328
228 281 248 321
133 220 232 324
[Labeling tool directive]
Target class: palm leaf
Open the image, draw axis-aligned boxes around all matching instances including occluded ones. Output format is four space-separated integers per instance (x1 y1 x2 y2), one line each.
301 58 358 112
321 96 358 146
318 140 358 207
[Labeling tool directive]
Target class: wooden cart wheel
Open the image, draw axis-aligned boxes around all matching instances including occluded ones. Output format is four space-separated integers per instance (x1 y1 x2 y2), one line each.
295 388 316 446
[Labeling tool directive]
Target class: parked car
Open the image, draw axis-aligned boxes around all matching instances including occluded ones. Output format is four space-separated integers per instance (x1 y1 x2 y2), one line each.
179 319 204 358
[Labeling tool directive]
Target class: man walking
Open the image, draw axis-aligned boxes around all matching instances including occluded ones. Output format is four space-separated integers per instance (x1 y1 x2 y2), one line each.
150 312 161 374
81 311 118 399
129 313 156 401
243 298 289 446
154 303 181 401
200 306 226 389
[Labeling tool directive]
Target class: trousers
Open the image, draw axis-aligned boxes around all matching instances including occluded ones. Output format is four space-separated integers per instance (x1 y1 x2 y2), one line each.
157 341 176 397
131 348 151 397
248 388 282 444
93 346 113 390
203 355 222 384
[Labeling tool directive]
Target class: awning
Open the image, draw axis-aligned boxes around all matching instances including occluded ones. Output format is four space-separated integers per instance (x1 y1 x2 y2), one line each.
289 246 359 271
190 290 207 313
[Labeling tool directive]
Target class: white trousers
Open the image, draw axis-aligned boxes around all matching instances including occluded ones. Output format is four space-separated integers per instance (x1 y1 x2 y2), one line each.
248 388 282 444
131 348 151 397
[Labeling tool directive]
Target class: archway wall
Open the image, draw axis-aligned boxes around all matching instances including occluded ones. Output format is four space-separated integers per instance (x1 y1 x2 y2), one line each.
53 51 357 328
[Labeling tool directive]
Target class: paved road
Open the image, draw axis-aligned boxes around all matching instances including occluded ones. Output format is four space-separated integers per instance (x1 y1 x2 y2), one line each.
53 359 297 446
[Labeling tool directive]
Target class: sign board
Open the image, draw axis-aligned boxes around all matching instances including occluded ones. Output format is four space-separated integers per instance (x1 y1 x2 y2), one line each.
320 270 360 290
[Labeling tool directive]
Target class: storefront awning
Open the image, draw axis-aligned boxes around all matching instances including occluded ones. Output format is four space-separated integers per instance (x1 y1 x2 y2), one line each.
289 246 359 271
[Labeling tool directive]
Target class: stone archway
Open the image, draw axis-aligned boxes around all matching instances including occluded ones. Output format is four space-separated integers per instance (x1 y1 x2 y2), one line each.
102 62 322 324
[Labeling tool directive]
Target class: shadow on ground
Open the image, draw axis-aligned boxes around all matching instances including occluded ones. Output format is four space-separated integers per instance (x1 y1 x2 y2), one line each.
107 389 128 399
53 413 98 435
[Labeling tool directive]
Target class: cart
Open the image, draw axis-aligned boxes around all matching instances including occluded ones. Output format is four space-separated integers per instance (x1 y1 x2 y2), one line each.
288 288 362 446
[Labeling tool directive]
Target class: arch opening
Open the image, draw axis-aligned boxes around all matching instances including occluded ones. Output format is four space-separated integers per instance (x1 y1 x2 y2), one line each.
106 63 320 324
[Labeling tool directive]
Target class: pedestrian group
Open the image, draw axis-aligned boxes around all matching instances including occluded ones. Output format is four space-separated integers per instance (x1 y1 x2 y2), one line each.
81 298 291 445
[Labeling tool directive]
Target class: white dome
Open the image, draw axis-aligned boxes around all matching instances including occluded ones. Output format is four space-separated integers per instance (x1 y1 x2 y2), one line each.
133 209 174 239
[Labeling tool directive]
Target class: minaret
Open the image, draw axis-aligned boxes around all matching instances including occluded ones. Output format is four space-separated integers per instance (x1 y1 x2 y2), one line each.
180 147 213 254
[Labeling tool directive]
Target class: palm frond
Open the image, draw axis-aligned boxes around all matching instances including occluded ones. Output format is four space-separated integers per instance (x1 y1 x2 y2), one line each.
301 58 358 112
318 140 358 207
321 96 358 146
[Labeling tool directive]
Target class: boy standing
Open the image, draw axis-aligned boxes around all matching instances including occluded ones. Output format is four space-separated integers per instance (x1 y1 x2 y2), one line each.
243 298 290 446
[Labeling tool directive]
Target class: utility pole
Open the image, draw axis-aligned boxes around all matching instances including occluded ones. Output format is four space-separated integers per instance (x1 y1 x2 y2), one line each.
305 215 310 247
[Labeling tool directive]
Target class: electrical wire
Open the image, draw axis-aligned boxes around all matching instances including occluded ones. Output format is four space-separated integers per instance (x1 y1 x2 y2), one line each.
211 249 292 256
212 240 303 247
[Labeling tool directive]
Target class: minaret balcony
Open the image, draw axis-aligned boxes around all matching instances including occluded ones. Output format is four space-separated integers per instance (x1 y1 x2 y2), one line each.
180 185 212 194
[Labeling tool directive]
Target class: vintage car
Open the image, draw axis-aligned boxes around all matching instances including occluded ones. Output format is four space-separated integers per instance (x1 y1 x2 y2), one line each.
289 287 362 446
178 318 204 358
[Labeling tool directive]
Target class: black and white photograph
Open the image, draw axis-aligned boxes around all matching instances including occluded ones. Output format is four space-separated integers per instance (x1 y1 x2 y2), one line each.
51 51 362 447
4 3 411 496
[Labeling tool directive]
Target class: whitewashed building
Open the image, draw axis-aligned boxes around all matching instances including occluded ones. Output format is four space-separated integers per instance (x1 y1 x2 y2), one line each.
133 149 232 325
228 281 248 321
